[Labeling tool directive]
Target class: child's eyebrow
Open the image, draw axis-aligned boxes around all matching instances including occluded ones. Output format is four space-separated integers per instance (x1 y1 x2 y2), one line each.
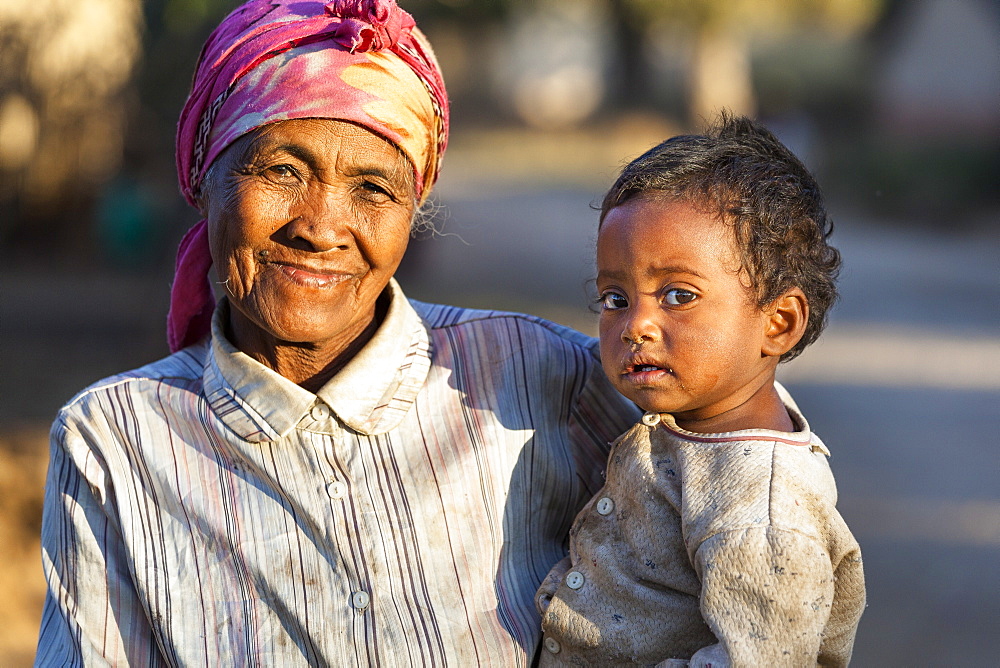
648 265 705 279
597 265 705 283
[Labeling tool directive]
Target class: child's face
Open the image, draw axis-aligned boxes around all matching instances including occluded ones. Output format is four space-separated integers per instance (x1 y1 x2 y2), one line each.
596 196 778 423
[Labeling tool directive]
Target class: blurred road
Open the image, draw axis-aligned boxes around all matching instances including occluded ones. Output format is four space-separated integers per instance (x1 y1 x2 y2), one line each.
3 179 998 665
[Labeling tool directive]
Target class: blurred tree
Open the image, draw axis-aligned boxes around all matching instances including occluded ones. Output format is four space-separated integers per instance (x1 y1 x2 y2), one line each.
614 0 885 123
0 0 141 251
0 0 895 254
406 0 511 21
400 0 887 127
133 0 236 187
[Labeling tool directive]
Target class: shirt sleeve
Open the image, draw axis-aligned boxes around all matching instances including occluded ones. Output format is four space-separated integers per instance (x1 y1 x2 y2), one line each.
693 526 837 667
567 350 641 495
36 414 166 667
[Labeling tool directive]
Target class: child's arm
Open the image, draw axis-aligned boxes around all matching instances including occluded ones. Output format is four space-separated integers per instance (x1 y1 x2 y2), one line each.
693 526 841 666
534 556 572 616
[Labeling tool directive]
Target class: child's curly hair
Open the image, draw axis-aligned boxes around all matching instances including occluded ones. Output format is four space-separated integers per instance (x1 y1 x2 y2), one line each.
599 112 841 361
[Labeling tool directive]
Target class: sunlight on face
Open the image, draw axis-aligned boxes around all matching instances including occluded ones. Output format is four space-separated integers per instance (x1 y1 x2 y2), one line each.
202 118 416 356
596 195 776 424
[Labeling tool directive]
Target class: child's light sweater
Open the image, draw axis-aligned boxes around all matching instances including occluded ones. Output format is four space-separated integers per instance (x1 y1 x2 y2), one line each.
536 384 865 667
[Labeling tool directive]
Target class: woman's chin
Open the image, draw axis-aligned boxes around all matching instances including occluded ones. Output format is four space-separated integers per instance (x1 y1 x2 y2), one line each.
269 312 368 348
227 299 367 350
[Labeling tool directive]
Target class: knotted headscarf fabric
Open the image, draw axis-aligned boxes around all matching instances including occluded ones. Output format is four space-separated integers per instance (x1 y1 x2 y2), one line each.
168 0 449 352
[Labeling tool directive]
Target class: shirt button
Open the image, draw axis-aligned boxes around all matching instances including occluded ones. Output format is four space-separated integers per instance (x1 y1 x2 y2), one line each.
544 637 561 654
326 481 348 500
310 403 331 420
641 411 661 426
596 497 614 515
565 571 585 590
351 590 370 610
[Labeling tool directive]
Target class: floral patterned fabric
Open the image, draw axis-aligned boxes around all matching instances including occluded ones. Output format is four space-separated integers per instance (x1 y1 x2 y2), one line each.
168 0 449 352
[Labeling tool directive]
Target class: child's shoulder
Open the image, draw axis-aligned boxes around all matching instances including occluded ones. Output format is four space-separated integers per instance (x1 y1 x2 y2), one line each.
643 391 841 543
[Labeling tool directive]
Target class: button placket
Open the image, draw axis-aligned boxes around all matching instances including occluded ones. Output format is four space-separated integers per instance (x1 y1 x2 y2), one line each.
351 590 370 611
326 480 348 500
310 403 332 421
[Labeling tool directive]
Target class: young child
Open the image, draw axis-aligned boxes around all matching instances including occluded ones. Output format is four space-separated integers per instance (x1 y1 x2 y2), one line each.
535 114 865 667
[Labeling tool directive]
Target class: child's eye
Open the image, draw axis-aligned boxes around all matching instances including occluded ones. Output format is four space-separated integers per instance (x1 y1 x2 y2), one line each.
663 288 697 306
600 291 629 310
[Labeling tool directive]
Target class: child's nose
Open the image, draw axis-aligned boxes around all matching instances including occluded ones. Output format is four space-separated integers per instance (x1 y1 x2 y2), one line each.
621 303 661 345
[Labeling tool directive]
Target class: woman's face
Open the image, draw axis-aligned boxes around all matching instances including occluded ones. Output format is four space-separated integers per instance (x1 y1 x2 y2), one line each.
201 118 416 355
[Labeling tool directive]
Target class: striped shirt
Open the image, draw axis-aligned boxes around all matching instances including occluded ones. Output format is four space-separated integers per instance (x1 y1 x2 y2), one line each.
37 280 639 666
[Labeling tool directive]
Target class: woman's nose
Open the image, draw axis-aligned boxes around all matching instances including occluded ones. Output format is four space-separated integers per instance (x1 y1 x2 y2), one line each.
281 186 353 252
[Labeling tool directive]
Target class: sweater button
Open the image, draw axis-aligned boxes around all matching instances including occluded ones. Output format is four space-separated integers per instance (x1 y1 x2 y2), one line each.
596 497 614 515
641 412 661 426
544 637 561 654
565 571 585 589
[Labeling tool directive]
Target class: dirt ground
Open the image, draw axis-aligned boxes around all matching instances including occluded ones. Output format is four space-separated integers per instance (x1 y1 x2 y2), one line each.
1 427 48 666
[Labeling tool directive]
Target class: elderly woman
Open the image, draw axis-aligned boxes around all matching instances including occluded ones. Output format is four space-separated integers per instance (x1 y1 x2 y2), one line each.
37 0 637 664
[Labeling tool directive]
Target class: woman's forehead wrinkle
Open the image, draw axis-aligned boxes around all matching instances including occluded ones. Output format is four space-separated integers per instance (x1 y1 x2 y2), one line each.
237 120 414 195
176 0 448 207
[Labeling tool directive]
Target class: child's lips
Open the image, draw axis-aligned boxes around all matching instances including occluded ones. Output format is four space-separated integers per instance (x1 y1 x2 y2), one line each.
623 366 671 383
621 356 674 383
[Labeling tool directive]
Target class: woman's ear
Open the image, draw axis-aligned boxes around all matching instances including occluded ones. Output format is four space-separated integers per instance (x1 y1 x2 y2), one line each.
194 178 212 217
195 194 209 218
194 160 221 217
761 288 808 358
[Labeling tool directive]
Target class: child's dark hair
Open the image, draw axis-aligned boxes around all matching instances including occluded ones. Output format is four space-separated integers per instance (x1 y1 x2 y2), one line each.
599 112 840 361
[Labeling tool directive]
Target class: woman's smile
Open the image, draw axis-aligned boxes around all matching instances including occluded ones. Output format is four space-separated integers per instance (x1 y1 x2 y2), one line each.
267 259 359 289
201 118 416 380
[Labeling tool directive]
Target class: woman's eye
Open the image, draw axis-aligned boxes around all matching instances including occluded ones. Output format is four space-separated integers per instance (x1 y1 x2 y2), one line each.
264 164 298 181
359 180 392 199
600 291 629 310
663 288 697 306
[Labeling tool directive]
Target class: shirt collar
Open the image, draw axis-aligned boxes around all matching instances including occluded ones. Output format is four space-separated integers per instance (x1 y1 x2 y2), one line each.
204 279 431 441
644 381 830 455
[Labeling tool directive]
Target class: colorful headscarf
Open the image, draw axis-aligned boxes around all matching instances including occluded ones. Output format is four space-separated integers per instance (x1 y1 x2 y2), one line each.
168 0 449 352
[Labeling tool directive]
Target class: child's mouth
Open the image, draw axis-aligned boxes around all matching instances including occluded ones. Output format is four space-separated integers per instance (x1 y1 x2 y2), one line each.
623 362 673 379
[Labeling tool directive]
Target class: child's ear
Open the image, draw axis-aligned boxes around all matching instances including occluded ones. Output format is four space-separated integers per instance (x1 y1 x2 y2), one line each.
761 288 808 358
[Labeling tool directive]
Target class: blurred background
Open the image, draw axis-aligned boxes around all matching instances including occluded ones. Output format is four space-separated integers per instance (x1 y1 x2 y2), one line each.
1 0 998 664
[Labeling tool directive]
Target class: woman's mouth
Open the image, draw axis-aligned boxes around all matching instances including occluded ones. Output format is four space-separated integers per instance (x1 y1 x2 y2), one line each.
272 262 354 288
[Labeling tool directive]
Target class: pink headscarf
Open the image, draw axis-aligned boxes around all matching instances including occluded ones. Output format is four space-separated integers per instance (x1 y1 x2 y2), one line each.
168 0 449 352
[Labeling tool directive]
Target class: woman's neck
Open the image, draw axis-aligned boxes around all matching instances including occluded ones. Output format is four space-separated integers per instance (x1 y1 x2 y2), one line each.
226 294 388 393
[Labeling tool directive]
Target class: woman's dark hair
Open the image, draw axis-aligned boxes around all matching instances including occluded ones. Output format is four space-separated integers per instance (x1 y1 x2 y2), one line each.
599 112 841 361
